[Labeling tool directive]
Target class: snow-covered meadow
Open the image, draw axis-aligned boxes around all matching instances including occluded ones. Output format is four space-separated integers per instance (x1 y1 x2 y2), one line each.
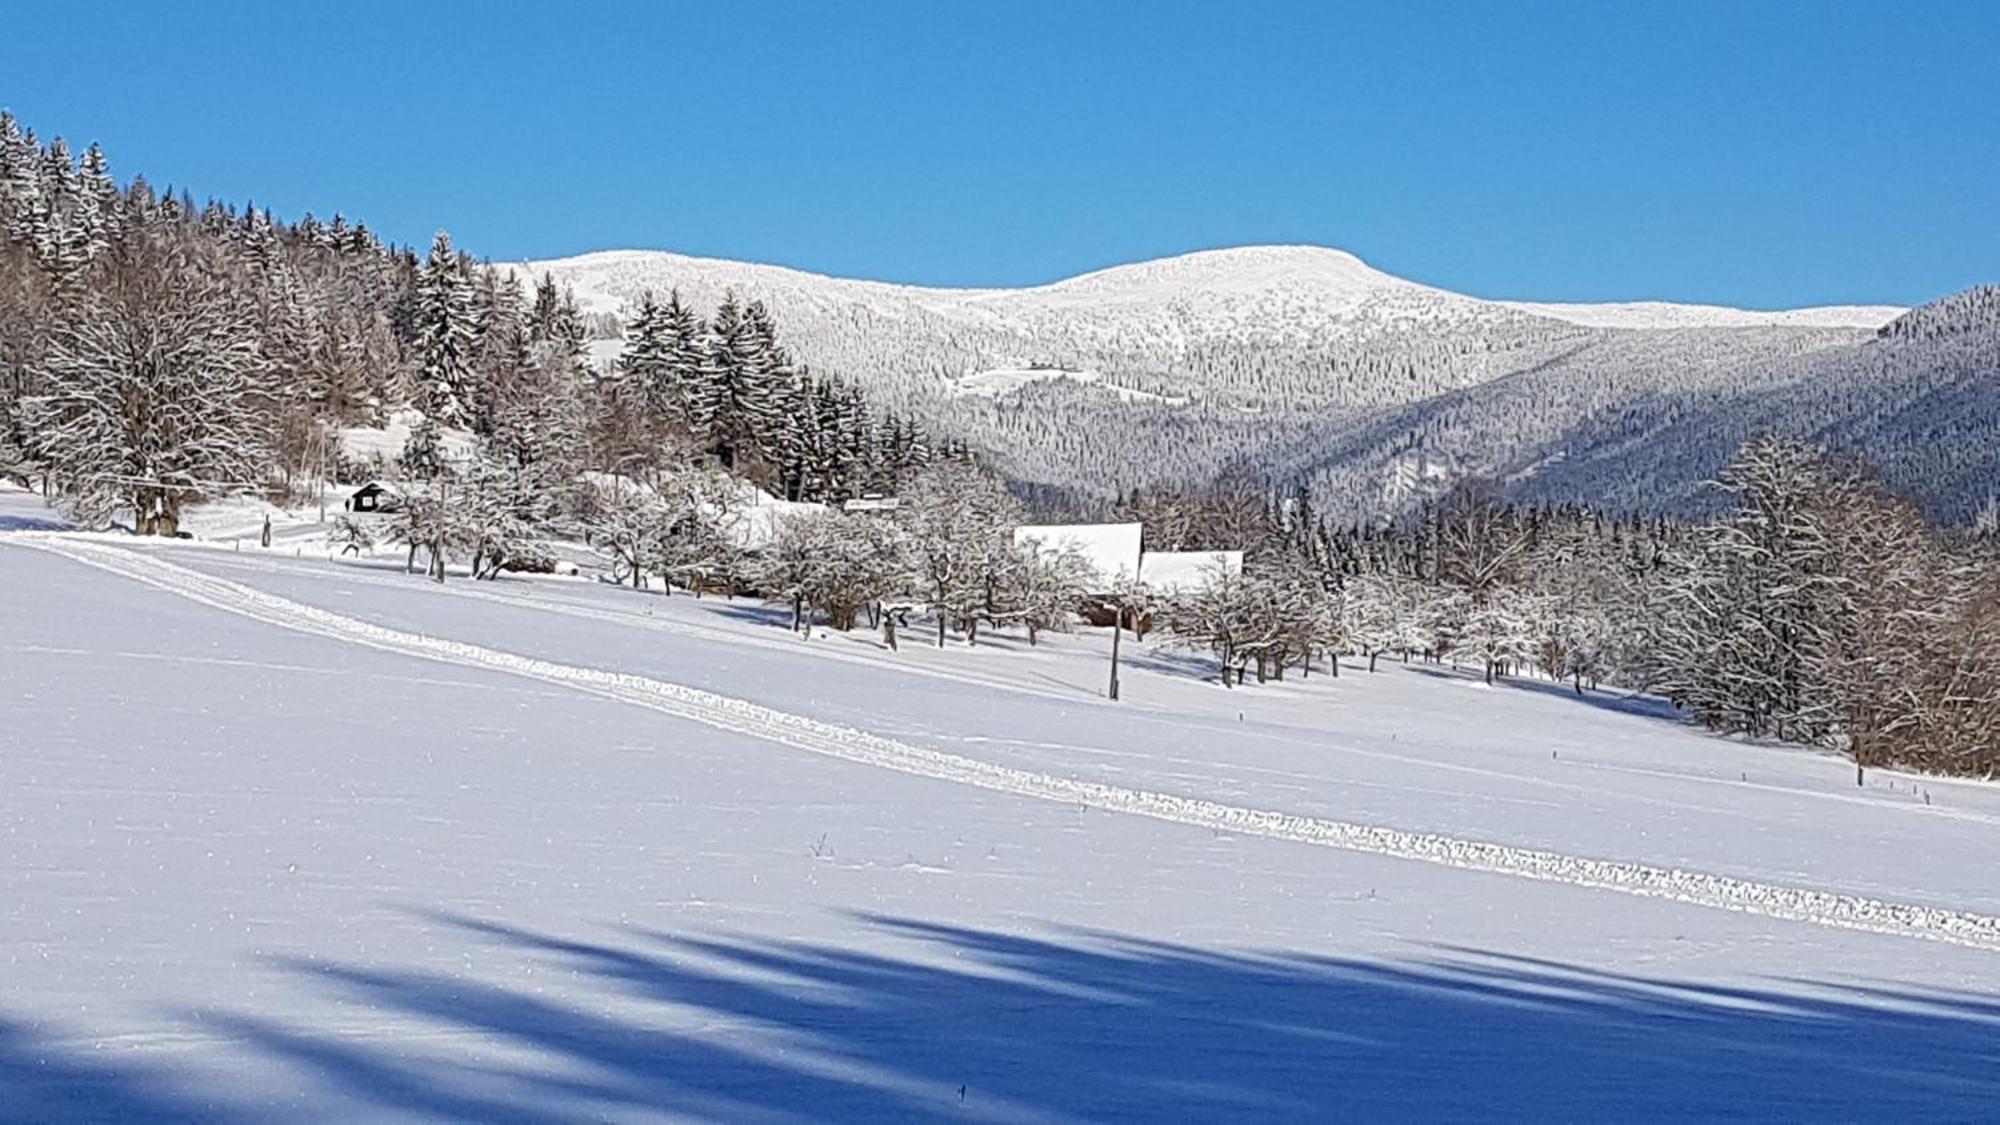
6 496 2000 1119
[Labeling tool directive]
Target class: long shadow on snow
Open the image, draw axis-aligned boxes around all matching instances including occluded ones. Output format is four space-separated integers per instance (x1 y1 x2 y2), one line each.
0 1014 221 1124
1404 663 1687 724
28 910 1989 1121
0 514 71 531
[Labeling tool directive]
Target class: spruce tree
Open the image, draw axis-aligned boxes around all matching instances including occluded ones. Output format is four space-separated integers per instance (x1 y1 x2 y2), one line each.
413 230 477 430
699 293 755 470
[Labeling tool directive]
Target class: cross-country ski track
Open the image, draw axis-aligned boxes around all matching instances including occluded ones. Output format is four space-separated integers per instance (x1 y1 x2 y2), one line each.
18 534 2000 954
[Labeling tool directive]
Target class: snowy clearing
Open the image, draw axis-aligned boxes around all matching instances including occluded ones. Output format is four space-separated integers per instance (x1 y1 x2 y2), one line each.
6 524 2000 1119
28 535 2000 951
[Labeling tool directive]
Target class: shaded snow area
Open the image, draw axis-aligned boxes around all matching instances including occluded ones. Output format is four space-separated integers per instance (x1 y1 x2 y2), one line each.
6 534 2000 1120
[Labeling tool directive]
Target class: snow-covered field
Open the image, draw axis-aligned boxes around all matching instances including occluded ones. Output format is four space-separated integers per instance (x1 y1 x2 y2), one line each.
6 496 2000 1119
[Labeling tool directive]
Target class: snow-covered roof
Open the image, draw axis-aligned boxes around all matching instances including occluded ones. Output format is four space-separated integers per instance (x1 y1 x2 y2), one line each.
1138 550 1243 592
717 478 825 550
1012 523 1143 586
581 470 828 550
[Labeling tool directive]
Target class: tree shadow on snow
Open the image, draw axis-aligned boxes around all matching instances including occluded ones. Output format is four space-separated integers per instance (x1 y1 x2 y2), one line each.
698 601 804 629
0 1014 226 1123
0 514 70 532
12 911 2000 1120
1404 663 1686 724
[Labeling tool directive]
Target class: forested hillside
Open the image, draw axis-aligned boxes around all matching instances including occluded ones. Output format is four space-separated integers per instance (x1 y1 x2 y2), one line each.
517 247 1994 524
0 114 949 540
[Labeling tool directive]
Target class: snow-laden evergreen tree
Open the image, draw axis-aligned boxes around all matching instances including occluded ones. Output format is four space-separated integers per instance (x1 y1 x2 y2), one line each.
699 293 772 473
412 230 477 430
627 287 705 431
4 132 53 265
597 290 669 471
399 416 450 484
468 265 529 432
528 273 562 343
76 142 120 245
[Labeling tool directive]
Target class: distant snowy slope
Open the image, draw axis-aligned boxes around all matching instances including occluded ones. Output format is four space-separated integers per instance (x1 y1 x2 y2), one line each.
1501 299 1902 330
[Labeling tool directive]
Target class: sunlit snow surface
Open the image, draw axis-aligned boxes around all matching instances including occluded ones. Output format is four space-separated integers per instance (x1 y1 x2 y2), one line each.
4 504 1999 1119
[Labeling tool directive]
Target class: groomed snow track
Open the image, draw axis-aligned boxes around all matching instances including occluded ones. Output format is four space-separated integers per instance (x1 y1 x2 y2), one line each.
23 535 2000 954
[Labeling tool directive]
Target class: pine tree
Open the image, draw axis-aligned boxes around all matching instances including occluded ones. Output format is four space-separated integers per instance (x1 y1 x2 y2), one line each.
660 289 705 410
529 272 561 343
741 299 798 477
698 293 753 470
619 291 672 411
413 230 477 430
76 142 119 250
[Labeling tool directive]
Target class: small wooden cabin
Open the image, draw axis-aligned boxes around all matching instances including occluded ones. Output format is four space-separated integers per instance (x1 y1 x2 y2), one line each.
344 481 402 513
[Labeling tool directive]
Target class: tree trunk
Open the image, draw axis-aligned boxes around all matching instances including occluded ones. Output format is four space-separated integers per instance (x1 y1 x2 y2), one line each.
884 612 898 651
1370 651 1380 674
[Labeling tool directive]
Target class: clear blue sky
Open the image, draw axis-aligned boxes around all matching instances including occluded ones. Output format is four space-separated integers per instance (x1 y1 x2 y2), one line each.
4 1 1994 307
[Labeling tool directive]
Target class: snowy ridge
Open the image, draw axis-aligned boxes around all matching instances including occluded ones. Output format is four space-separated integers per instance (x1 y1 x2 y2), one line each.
1500 300 1903 331
508 244 1899 331
28 534 2000 954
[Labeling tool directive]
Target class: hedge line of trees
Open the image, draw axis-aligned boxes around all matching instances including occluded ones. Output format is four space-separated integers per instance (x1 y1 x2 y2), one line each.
1114 438 2000 776
547 429 1997 779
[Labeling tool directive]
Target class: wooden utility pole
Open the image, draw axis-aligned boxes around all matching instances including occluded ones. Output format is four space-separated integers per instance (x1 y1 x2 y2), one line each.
1108 609 1122 701
433 476 447 583
316 427 328 525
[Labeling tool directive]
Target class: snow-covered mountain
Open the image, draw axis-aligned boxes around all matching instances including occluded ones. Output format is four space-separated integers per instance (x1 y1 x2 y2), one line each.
506 244 1898 335
497 245 1993 521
